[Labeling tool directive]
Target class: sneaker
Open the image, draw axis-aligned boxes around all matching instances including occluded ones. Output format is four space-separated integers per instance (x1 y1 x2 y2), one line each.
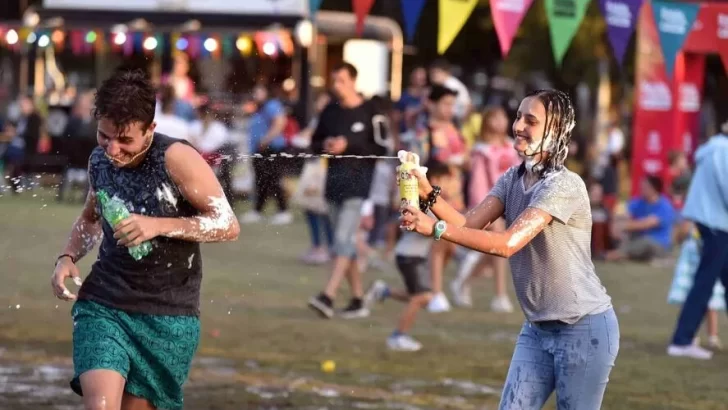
308 293 334 319
427 293 451 313
363 280 388 309
667 344 714 360
338 298 370 319
490 295 514 313
300 248 330 265
450 279 472 307
270 211 293 225
387 334 423 352
239 211 263 224
708 336 723 350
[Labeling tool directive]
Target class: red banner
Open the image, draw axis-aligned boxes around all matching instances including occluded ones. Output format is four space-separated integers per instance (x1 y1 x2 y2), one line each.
674 52 705 165
714 9 728 75
631 1 705 197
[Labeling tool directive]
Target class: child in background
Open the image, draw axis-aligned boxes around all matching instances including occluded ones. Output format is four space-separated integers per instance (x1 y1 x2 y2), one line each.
668 225 723 350
451 106 518 311
365 161 455 351
413 86 469 312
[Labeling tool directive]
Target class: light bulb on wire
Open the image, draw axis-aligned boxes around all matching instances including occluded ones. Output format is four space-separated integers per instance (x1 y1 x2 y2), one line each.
6 29 19 45
203 38 218 52
143 36 158 50
113 32 126 45
262 41 276 56
38 34 50 48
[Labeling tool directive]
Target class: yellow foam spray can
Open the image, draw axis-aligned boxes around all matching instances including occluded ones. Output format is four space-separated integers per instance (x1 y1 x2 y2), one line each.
397 150 422 211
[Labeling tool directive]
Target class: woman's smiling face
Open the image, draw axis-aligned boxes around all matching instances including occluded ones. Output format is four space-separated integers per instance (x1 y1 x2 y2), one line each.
513 96 551 169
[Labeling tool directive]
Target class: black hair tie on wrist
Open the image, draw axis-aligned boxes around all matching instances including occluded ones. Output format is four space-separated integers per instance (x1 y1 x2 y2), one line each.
420 185 441 214
55 254 77 267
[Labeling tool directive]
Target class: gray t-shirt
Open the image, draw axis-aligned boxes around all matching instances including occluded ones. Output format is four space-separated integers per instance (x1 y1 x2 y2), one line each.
489 165 612 324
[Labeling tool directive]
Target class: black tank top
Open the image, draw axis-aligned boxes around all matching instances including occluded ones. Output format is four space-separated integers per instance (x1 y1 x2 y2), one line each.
80 133 203 316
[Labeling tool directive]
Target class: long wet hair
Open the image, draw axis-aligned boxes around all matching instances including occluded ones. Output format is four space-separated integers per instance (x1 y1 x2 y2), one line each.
519 89 576 178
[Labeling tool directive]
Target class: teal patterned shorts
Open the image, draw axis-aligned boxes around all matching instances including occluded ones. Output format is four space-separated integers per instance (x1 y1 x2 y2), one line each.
70 300 200 410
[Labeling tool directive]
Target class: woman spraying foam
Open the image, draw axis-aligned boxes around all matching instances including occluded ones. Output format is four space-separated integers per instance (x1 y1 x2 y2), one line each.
399 89 619 409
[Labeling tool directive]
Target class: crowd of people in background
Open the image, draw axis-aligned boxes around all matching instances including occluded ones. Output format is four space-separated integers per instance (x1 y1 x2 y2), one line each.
1 55 727 358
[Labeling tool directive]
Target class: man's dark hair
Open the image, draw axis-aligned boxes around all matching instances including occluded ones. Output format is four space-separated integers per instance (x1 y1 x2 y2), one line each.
93 68 156 134
332 62 358 79
645 175 664 194
428 85 458 102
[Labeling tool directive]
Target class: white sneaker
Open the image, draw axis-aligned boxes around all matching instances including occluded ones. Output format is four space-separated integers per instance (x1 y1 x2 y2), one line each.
667 344 714 360
270 211 293 225
387 334 422 352
427 293 451 313
239 211 263 224
490 295 514 313
363 280 388 309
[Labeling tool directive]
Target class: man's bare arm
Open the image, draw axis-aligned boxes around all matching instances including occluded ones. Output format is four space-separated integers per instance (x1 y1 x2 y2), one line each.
60 189 103 262
156 143 240 242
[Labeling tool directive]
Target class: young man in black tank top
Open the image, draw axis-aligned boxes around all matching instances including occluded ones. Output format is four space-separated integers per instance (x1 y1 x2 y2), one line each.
50 68 240 410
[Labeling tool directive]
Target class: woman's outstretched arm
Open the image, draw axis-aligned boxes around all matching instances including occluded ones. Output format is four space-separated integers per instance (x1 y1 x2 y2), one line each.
412 169 505 230
440 207 552 258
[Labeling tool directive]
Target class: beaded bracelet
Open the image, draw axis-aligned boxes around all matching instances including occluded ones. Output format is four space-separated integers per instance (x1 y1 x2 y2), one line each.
420 185 442 214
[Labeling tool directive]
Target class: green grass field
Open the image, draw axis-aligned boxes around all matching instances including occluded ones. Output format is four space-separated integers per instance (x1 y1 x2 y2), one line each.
0 193 726 410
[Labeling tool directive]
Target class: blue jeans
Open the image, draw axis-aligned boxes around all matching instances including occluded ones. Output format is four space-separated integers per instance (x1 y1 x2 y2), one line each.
499 309 619 410
305 211 333 248
671 223 728 345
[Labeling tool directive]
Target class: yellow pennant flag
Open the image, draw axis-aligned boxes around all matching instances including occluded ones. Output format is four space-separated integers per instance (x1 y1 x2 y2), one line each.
438 0 478 54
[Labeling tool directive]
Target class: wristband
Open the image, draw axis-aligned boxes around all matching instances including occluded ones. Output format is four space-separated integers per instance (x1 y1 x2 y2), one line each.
433 220 447 241
55 254 77 266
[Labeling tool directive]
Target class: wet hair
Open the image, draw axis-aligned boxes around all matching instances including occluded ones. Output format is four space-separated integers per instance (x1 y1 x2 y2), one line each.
332 62 358 79
93 68 156 134
519 89 576 178
644 175 663 194
428 85 458 103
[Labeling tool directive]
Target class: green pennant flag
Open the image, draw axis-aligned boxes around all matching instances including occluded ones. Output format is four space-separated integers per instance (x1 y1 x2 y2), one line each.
545 0 590 65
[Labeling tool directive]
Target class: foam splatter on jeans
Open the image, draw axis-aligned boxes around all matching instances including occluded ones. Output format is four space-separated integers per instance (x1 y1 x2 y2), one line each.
499 308 619 410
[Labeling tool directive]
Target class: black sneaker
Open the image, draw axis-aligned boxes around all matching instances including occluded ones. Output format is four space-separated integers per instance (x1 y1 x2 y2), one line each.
338 298 370 319
308 293 334 319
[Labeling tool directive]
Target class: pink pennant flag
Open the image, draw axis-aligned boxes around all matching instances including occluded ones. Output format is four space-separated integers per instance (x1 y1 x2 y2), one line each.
490 0 534 57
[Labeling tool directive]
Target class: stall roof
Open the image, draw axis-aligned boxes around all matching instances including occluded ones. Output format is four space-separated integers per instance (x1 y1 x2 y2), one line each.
36 8 300 31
